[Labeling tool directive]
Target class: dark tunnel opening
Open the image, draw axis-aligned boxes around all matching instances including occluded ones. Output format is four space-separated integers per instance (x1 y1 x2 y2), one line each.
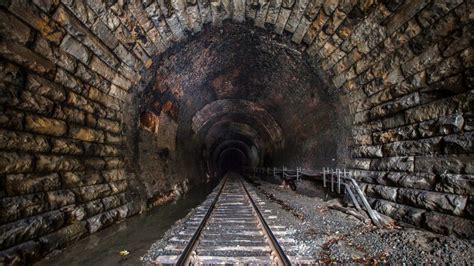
216 147 248 175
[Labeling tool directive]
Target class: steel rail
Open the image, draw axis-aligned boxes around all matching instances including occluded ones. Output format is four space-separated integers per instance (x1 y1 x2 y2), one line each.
239 178 292 266
176 176 228 265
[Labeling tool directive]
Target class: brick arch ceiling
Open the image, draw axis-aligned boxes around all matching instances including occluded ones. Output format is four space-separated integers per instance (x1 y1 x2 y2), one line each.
0 0 473 256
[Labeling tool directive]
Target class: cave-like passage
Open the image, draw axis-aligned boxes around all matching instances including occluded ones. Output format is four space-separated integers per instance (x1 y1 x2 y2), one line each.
0 0 473 264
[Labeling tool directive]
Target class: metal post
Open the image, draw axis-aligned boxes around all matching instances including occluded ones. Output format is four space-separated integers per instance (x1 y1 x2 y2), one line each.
323 168 326 188
330 168 334 192
337 168 341 194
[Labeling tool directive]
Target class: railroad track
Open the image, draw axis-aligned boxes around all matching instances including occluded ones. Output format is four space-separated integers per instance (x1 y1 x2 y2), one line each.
152 172 293 265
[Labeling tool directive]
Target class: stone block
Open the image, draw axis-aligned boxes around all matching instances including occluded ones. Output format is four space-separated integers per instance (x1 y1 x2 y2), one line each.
402 44 442 76
443 132 473 154
9 0 65 44
372 124 417 144
26 74 66 102
384 0 429 35
105 132 122 144
69 126 105 143
83 143 119 157
416 0 463 29
102 169 125 182
5 173 60 196
0 210 64 250
381 113 405 129
54 68 81 93
105 158 125 169
83 199 104 217
83 157 106 170
86 208 118 233
324 8 346 35
0 110 24 130
25 114 67 136
101 195 121 210
38 222 87 253
370 92 420 119
0 193 46 224
352 135 372 145
372 199 426 226
351 145 383 158
18 90 55 115
112 74 131 91
426 55 463 84
0 40 55 78
91 20 119 50
51 138 84 155
351 170 388 184
108 84 128 101
58 106 86 125
0 9 32 44
418 112 464 138
0 129 50 153
436 173 474 196
47 189 76 209
97 118 121 133
67 91 95 113
109 180 128 194
53 5 119 67
0 240 41 265
370 156 414 172
89 55 116 82
36 155 83 172
61 171 103 188
424 211 474 238
365 184 398 202
386 172 436 191
60 34 91 64
405 91 471 124
348 158 371 170
414 155 473 174
397 188 467 216
382 137 442 156
461 109 474 131
88 86 120 111
75 184 111 202
0 61 24 87
0 152 33 174
113 44 139 69
353 110 369 124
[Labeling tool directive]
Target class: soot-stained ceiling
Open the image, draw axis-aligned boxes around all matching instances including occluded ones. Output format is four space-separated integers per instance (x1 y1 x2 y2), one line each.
136 22 349 179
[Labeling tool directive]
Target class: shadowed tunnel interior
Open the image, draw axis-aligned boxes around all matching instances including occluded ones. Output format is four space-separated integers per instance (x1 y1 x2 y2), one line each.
0 0 472 264
132 24 346 196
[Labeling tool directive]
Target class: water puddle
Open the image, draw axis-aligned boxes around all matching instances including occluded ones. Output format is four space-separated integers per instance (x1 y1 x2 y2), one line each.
36 182 215 266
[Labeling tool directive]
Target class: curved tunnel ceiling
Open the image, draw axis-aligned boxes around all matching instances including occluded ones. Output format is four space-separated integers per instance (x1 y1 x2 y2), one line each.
137 22 344 176
192 98 283 145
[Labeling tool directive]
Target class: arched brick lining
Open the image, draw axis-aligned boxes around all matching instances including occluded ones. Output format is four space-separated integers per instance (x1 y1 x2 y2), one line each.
192 99 283 143
0 0 472 262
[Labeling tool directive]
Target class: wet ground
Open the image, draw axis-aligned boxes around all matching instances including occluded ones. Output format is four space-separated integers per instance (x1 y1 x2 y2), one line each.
145 177 474 264
37 177 474 265
36 183 214 266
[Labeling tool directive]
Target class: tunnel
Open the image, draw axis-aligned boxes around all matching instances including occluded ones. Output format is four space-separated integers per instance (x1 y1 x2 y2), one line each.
0 0 473 264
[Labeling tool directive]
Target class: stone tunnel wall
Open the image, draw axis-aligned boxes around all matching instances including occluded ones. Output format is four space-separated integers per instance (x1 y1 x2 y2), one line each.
0 0 473 263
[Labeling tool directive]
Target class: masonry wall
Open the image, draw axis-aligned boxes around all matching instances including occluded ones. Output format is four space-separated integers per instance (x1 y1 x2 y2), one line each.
0 0 473 263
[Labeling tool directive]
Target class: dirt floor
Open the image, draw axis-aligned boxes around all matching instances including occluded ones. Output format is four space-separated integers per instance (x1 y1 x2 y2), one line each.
143 178 474 264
